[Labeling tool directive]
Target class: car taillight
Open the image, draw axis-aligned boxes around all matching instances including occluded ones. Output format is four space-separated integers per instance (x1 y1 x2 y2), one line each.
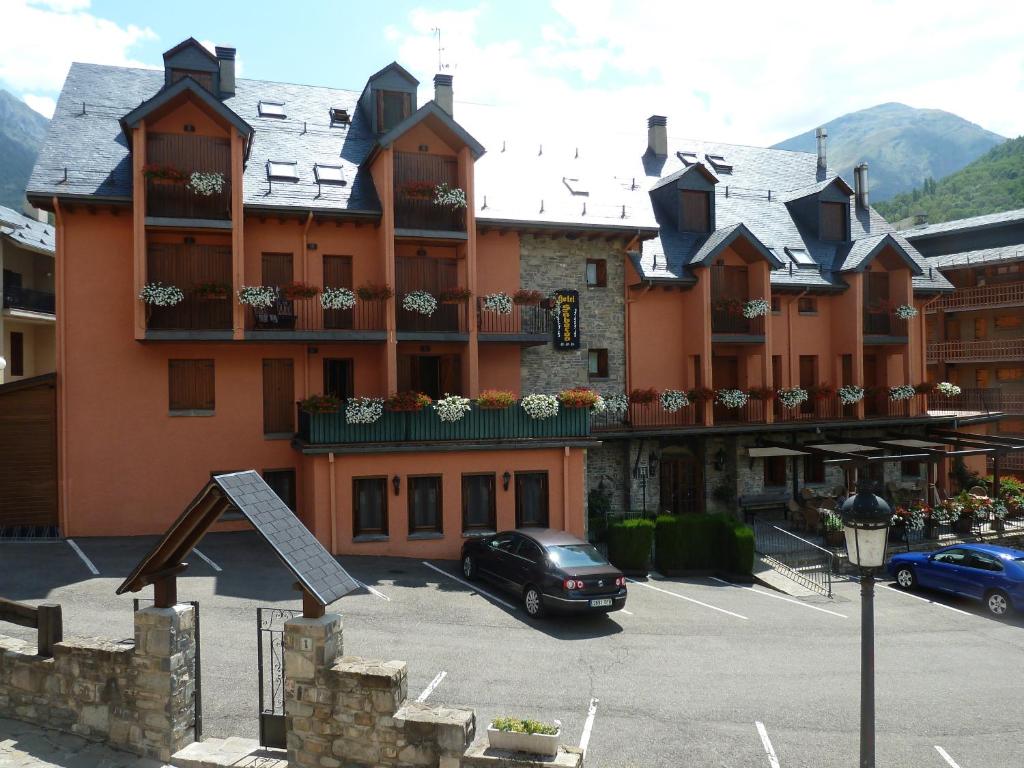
616 576 627 587
563 578 582 590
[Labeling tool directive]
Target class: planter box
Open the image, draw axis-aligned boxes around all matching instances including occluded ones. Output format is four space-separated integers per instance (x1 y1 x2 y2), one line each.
486 724 561 758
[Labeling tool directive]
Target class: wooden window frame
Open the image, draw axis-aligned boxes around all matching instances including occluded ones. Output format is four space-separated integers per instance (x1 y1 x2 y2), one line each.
820 201 847 242
680 190 711 233
376 90 412 133
407 475 443 534
585 259 608 288
515 472 550 528
168 359 215 414
263 468 297 512
588 348 609 380
353 476 389 538
461 473 497 533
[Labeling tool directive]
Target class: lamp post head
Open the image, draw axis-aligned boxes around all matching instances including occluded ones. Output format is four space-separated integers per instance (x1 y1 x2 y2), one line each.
840 479 891 570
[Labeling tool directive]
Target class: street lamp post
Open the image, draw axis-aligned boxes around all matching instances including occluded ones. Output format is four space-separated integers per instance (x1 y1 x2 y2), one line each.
840 479 891 768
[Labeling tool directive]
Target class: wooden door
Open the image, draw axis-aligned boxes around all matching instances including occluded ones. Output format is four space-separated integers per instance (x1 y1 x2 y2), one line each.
439 354 462 395
323 359 354 400
799 355 817 413
712 356 739 389
863 354 880 416
323 255 353 330
396 256 458 331
262 359 294 435
660 455 702 515
0 377 57 530
261 253 293 288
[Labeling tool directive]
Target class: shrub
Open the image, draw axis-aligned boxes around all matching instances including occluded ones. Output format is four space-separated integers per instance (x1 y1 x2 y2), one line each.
299 394 341 413
558 387 600 408
654 513 754 575
607 518 655 572
477 390 516 409
356 282 393 300
491 717 559 735
386 391 432 412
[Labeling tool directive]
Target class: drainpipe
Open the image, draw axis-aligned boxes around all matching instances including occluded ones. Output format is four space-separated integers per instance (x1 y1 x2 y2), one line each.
786 290 808 387
329 451 337 553
563 446 571 533
302 210 314 398
52 197 68 536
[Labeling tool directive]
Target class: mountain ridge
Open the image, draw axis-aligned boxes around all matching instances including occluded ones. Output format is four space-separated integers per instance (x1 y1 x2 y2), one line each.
0 89 50 211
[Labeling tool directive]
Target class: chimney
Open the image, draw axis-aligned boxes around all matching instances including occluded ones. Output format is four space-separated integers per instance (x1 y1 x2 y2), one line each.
215 46 236 97
647 115 667 157
434 74 453 116
914 212 928 227
854 163 869 209
815 126 827 173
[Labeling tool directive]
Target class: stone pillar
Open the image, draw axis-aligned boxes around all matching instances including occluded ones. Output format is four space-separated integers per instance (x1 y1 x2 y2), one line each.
283 614 343 768
131 605 196 762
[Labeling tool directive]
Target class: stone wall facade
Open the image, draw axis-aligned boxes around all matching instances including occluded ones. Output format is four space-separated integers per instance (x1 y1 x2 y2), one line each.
0 605 196 762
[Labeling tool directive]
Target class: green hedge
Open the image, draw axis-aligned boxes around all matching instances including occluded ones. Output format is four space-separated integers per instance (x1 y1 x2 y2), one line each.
654 513 754 575
607 518 656 572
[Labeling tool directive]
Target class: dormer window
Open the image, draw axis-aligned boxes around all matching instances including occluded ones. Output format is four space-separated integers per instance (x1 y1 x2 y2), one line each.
785 247 815 267
705 154 732 173
821 201 847 241
259 101 286 118
377 90 412 133
170 68 215 92
681 190 711 233
677 151 698 166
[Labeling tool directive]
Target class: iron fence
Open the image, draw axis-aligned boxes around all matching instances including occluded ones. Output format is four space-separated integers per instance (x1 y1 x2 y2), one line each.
752 520 834 597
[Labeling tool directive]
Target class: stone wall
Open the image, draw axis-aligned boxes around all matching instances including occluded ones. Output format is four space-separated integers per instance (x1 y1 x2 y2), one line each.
0 605 196 762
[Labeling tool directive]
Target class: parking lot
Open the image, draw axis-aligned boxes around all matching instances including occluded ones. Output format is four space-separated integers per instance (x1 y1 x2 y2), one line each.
2 531 1023 768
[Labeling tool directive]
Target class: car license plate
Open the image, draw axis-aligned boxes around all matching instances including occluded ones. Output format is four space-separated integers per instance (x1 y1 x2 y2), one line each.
589 598 613 607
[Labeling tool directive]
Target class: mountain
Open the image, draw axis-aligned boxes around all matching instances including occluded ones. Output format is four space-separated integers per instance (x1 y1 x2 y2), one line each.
874 135 1024 225
0 89 50 210
772 103 1004 201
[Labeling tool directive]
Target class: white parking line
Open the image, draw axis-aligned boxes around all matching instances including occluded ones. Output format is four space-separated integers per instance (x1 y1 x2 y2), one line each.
191 548 222 572
882 584 972 616
420 561 519 611
416 670 446 702
579 697 598 756
619 608 634 615
935 746 962 768
627 578 749 620
356 580 391 601
709 577 848 619
66 539 99 575
755 721 781 768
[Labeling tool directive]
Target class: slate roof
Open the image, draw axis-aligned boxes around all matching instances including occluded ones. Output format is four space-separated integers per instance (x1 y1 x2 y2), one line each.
904 208 1024 239
0 205 55 255
924 243 1024 270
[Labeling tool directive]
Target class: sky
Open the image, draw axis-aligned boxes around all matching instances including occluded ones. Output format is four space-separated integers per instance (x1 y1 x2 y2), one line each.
2 0 1024 147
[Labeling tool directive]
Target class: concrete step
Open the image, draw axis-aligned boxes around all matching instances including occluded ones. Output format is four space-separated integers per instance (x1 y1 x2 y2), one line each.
171 738 287 768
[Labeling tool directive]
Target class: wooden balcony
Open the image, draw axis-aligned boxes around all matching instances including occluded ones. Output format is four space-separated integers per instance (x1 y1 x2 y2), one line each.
713 400 766 425
774 398 856 423
245 297 387 341
927 339 1024 363
710 307 765 338
476 299 548 344
928 387 1024 414
926 282 1024 313
145 242 232 338
863 308 909 340
146 294 232 334
145 133 232 222
592 401 704 433
393 151 465 233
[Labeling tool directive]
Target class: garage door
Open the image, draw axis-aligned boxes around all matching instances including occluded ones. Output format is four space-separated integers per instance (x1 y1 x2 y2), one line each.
0 373 58 533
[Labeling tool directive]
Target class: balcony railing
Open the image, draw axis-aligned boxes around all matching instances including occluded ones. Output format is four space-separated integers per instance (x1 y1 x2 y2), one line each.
297 403 590 445
146 242 232 331
145 133 232 221
927 339 1024 363
592 401 704 432
393 152 465 232
147 293 232 332
926 282 1024 313
711 307 765 336
248 296 386 334
476 300 548 337
2 285 55 315
928 387 1024 414
863 392 927 419
146 177 231 221
713 400 766 425
863 309 909 337
774 398 856 423
397 299 467 333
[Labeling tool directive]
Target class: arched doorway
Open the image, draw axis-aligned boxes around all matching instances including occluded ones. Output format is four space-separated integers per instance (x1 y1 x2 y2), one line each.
659 445 703 515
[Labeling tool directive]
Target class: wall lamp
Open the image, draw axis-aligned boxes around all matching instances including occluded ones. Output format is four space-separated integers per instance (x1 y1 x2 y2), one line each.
502 471 511 491
713 448 727 472
392 475 401 496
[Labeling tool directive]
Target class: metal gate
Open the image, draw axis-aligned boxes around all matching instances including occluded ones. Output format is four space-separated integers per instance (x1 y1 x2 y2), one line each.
257 607 300 748
133 598 202 740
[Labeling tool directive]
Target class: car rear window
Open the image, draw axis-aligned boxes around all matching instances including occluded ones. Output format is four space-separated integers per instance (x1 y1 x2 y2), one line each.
547 544 608 568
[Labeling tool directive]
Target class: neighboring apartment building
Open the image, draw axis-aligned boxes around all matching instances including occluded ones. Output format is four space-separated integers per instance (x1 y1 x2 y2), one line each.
27 37 971 549
0 205 56 383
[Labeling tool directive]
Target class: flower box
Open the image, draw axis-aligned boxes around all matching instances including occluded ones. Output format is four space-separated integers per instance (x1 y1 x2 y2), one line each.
486 723 561 758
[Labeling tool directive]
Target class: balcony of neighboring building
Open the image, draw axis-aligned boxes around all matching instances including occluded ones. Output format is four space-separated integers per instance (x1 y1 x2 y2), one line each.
2 276 55 321
395 254 468 339
862 270 910 344
476 296 549 345
144 133 232 227
927 339 1024 364
143 242 233 340
709 264 766 342
925 281 1024 314
392 151 466 237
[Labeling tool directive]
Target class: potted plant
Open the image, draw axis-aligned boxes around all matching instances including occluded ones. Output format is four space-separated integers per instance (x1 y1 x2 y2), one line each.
481 292 513 315
237 285 277 309
521 393 559 420
660 389 690 413
385 391 432 412
192 281 231 300
602 393 630 416
299 394 342 414
321 286 356 311
402 290 437 316
512 289 544 306
281 281 319 301
487 717 561 757
357 283 394 301
747 386 774 401
438 287 472 303
687 387 715 403
400 181 435 200
345 397 384 425
822 510 844 547
141 164 187 183
186 171 225 197
557 387 600 409
477 390 516 409
935 382 962 397
138 281 185 307
629 387 658 405
433 182 468 209
715 389 749 409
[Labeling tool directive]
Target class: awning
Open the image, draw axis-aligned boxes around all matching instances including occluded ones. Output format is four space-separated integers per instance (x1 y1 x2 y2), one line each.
881 439 947 449
806 443 879 454
747 447 809 458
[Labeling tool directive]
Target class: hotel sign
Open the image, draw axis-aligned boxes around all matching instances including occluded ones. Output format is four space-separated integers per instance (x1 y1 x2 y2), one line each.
552 289 580 350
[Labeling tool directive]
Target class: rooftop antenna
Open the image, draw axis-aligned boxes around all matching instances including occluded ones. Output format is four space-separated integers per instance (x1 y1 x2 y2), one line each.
431 28 450 72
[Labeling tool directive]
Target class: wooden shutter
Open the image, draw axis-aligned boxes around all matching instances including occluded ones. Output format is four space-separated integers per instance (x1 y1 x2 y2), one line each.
439 355 462 395
841 354 853 387
169 359 215 411
772 356 783 388
799 356 817 390
712 356 739 389
821 202 846 241
262 358 294 434
261 253 293 288
515 472 549 528
681 191 710 233
323 255 354 330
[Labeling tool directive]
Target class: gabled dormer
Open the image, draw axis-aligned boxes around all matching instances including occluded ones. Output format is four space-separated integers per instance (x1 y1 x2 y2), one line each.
162 38 221 96
359 62 419 135
783 177 854 243
649 163 719 234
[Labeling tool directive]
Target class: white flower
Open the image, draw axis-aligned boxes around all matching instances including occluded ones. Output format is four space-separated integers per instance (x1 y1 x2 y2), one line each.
237 285 277 308
889 384 916 401
321 287 356 311
138 281 185 306
935 382 961 397
186 171 225 197
715 389 749 409
660 389 690 413
481 292 513 315
894 304 919 320
434 393 472 422
402 290 437 316
345 397 384 424
434 183 468 209
603 393 629 415
742 298 770 319
776 387 809 409
838 385 865 405
591 395 607 414
521 393 559 419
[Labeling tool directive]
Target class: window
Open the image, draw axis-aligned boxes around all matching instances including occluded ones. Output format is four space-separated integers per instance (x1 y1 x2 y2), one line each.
264 469 296 512
267 161 298 181
798 297 818 314
168 359 214 413
966 552 1003 572
170 69 214 91
262 359 294 435
976 369 990 388
803 454 825 484
408 476 443 534
329 107 350 125
763 456 787 487
258 100 286 118
785 247 815 267
772 355 783 389
704 154 732 172
516 538 544 564
680 190 711 233
676 151 698 166
314 164 346 185
585 259 607 287
353 477 388 537
588 349 609 379
821 202 847 241
377 90 411 132
933 548 968 565
323 358 354 400
996 367 1024 382
771 296 781 314
9 331 24 376
462 474 496 533
515 472 549 527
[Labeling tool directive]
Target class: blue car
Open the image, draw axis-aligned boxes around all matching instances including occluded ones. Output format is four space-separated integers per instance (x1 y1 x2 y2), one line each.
888 543 1024 617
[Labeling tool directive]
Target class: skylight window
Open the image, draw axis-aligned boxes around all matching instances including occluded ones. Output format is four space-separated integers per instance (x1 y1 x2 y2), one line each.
329 107 350 125
785 246 815 267
705 154 733 172
267 161 299 181
258 100 286 118
314 164 346 185
563 177 589 196
677 151 698 166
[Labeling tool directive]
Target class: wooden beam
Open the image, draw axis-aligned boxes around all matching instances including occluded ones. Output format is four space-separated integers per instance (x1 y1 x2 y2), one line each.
0 597 40 628
36 604 62 658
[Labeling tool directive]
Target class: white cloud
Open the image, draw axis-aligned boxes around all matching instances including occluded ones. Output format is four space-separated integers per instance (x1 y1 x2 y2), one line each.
22 94 56 118
389 1 1024 147
1 0 156 94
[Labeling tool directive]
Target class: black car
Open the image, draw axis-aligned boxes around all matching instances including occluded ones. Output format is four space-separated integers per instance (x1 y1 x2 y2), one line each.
460 528 627 618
